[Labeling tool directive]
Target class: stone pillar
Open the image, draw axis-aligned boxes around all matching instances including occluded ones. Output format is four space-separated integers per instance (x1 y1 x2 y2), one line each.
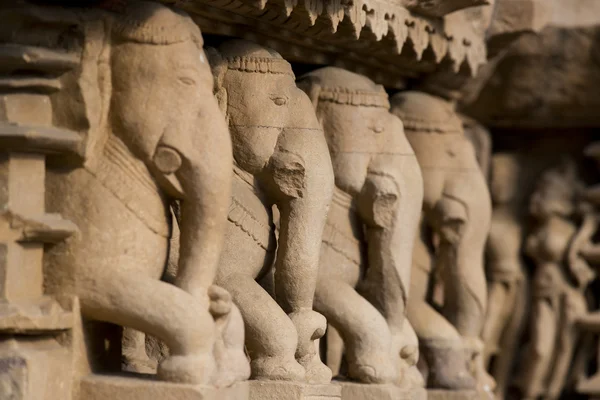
0 9 82 399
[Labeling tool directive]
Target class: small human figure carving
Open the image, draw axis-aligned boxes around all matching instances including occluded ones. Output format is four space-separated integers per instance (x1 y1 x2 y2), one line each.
296 67 424 386
45 1 244 385
206 40 335 383
518 160 594 400
481 153 529 400
390 91 493 391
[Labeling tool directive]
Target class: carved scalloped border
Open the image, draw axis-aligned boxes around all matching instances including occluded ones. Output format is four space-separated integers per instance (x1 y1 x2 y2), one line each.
171 0 488 74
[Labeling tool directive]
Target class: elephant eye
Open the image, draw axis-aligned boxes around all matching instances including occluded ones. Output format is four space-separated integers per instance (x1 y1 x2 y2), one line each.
270 95 288 106
178 76 197 86
371 123 384 134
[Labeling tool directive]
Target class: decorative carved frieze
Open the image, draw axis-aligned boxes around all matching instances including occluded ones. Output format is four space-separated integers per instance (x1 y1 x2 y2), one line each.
165 0 489 87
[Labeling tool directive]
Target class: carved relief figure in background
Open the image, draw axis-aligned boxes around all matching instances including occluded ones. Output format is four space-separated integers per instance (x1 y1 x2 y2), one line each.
481 153 529 400
205 40 335 383
390 91 493 391
44 1 240 385
296 67 424 386
518 160 594 400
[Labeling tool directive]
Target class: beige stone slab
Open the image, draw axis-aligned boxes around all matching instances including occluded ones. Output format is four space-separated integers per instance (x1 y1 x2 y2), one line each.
79 374 249 400
577 373 600 394
427 389 492 400
338 382 427 400
0 297 73 333
249 380 341 400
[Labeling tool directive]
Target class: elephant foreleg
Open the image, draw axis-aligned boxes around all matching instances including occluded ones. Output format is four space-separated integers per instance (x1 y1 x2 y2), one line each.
408 265 475 389
325 324 344 377
79 266 216 384
122 328 157 373
314 277 398 384
216 272 305 382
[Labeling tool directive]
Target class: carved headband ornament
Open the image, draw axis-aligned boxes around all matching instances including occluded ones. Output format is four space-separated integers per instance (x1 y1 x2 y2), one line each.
222 56 295 77
394 114 463 134
110 1 203 46
315 87 390 108
206 47 295 96
296 69 390 108
391 91 464 134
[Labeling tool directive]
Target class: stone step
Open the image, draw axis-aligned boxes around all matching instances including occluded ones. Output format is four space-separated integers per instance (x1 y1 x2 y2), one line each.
79 373 249 400
0 123 82 157
3 210 78 243
0 296 74 334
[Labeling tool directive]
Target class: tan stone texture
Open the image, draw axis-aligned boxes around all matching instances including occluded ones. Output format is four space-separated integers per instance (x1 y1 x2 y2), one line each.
339 382 427 400
79 374 249 400
248 380 341 400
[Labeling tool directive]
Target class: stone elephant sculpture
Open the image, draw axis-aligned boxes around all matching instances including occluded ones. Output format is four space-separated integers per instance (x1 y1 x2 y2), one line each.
390 91 492 390
44 1 243 385
296 67 424 386
205 40 335 383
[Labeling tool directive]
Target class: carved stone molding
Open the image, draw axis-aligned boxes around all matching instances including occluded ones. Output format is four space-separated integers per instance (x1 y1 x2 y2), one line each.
165 0 489 87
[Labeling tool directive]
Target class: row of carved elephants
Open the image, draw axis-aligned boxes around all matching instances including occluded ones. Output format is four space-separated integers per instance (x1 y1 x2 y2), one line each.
39 0 502 396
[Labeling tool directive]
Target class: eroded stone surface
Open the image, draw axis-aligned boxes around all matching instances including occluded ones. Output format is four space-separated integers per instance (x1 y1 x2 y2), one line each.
338 382 427 400
79 374 249 400
249 381 341 400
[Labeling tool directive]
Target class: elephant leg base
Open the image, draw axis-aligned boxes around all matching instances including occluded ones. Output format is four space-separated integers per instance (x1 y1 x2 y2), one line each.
427 389 489 400
338 382 427 400
249 380 341 400
78 373 249 400
577 372 600 395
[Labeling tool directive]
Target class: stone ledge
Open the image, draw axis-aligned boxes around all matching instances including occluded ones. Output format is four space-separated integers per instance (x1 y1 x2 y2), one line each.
428 389 492 400
249 380 341 400
79 374 249 400
338 382 427 400
0 297 73 334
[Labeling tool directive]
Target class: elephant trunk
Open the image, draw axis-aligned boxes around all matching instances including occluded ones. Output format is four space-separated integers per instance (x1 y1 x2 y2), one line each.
162 104 233 301
357 167 423 336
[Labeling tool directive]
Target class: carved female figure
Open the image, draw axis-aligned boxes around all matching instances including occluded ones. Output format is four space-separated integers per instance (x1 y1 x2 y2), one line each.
44 1 240 385
297 67 424 385
481 153 529 400
206 40 334 383
390 91 492 390
518 161 593 400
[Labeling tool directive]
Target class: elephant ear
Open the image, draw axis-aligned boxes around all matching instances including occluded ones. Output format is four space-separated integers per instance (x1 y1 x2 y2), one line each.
296 76 321 110
205 46 228 116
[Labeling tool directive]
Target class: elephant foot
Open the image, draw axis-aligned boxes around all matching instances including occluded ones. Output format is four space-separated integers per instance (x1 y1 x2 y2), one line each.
400 365 425 388
122 355 158 374
208 285 233 318
251 356 306 381
466 337 496 394
423 345 477 390
213 348 251 387
474 364 496 394
157 353 215 384
122 347 158 374
298 353 332 384
348 353 398 384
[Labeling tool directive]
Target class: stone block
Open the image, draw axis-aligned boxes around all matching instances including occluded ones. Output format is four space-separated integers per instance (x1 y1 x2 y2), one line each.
428 389 493 400
248 380 341 400
79 374 249 400
338 382 427 400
